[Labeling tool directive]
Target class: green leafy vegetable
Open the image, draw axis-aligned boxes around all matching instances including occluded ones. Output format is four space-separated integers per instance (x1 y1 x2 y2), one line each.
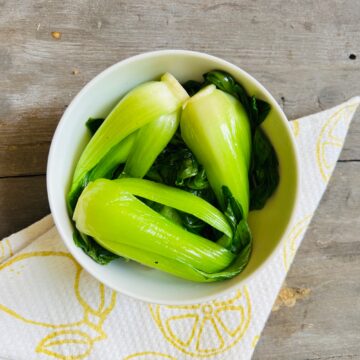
181 85 251 216
111 178 232 237
182 80 203 96
68 70 278 283
73 228 118 265
73 179 251 282
74 180 235 273
146 131 216 236
67 73 189 212
203 70 271 129
147 132 213 216
123 112 180 178
250 128 279 209
67 133 136 212
217 186 251 255
85 118 105 136
201 70 279 211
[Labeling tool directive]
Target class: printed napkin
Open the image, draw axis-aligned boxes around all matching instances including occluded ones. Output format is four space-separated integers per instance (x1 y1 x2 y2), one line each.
0 97 359 360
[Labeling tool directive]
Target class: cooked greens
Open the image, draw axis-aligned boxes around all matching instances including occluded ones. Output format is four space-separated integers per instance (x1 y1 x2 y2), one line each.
85 117 105 136
184 70 278 212
203 70 278 211
74 179 250 282
181 85 251 216
67 73 188 212
123 112 180 179
73 228 119 265
68 70 279 282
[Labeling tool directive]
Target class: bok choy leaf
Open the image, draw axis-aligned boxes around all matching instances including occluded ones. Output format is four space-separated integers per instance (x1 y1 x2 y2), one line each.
68 71 279 283
73 179 252 282
123 112 180 178
67 73 189 212
202 70 279 211
85 117 105 136
180 85 251 216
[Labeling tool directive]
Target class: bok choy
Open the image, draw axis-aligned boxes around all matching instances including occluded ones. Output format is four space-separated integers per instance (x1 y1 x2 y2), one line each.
68 70 279 282
123 112 180 178
74 179 250 282
181 84 251 216
67 73 188 211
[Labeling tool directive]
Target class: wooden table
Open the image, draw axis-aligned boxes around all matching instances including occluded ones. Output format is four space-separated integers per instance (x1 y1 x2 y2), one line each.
1 1 359 358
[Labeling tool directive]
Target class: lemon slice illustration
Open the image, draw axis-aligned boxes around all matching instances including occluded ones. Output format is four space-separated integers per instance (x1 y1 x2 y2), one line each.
0 251 84 327
283 216 311 270
316 104 356 182
0 251 117 359
36 329 94 360
150 287 251 357
75 266 117 324
291 120 300 137
0 238 13 263
124 352 177 360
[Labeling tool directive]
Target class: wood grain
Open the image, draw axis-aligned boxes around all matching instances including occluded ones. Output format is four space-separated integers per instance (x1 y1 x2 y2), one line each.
1 0 360 177
0 0 359 357
0 175 49 238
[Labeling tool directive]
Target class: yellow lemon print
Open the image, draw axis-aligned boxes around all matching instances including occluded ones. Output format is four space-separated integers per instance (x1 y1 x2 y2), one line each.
283 216 311 270
149 287 251 357
36 330 94 360
291 120 300 137
251 335 260 348
0 252 84 327
123 351 177 360
316 103 358 182
0 238 13 263
0 251 117 359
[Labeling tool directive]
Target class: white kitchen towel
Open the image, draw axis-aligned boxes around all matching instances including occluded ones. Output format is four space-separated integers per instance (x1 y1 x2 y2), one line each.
0 97 359 360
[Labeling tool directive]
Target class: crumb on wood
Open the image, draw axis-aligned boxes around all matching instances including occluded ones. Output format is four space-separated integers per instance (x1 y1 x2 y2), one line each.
280 96 286 108
72 68 80 75
51 31 62 40
272 286 311 311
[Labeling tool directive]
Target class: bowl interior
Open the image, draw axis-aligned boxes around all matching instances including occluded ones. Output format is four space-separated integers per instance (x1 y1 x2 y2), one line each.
47 50 298 304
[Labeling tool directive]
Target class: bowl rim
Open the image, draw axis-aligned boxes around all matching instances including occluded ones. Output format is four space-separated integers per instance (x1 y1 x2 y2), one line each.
47 49 300 304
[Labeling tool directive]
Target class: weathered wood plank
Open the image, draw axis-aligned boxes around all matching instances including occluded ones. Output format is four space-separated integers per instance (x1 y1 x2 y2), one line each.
253 162 360 359
1 0 360 177
0 175 49 238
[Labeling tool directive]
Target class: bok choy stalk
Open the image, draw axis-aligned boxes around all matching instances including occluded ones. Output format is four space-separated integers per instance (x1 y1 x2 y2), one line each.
67 132 137 212
67 73 189 211
88 133 136 180
123 111 180 178
181 85 251 217
73 179 251 282
69 128 136 265
200 70 279 210
203 70 271 129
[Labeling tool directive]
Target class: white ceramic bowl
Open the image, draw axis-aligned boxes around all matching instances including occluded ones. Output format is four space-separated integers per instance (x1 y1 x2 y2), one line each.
47 50 299 304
